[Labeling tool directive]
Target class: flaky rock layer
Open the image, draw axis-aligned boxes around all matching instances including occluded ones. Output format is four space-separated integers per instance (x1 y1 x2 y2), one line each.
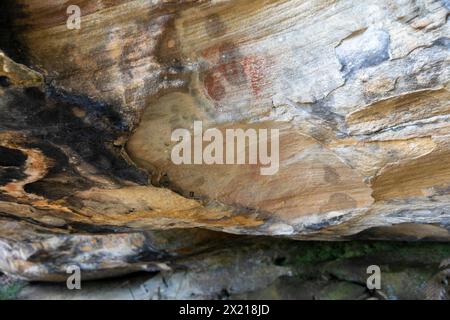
0 0 449 280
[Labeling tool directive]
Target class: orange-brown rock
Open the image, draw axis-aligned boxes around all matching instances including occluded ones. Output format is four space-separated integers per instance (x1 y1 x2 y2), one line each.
0 0 449 280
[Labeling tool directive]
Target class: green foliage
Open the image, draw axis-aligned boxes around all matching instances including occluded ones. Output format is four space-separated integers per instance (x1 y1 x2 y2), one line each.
0 281 25 300
289 241 450 266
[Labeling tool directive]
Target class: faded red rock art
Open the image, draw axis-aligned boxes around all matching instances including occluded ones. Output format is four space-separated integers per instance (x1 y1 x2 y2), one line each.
201 43 270 101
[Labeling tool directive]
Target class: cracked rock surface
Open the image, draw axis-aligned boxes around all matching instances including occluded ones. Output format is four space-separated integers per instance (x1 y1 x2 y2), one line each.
0 0 449 286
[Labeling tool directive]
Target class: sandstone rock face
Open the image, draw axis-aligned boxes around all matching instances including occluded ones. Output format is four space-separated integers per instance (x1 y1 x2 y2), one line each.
10 241 450 300
0 0 449 281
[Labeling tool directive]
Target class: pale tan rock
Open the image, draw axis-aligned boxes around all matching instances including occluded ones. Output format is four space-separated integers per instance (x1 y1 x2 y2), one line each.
0 0 449 280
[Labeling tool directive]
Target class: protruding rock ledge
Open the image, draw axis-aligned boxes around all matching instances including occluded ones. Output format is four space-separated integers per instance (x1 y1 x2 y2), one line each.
0 0 449 281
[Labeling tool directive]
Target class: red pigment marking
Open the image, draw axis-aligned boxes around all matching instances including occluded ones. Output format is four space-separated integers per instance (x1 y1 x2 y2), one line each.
201 42 269 100
201 46 220 59
204 71 226 101
218 60 246 86
241 56 267 97
201 47 214 59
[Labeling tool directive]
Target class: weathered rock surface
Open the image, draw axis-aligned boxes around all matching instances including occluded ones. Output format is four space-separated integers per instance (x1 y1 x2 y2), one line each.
0 0 449 282
6 241 450 300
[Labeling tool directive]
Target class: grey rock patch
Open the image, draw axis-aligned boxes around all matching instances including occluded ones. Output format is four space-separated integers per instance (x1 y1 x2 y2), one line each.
336 29 391 77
